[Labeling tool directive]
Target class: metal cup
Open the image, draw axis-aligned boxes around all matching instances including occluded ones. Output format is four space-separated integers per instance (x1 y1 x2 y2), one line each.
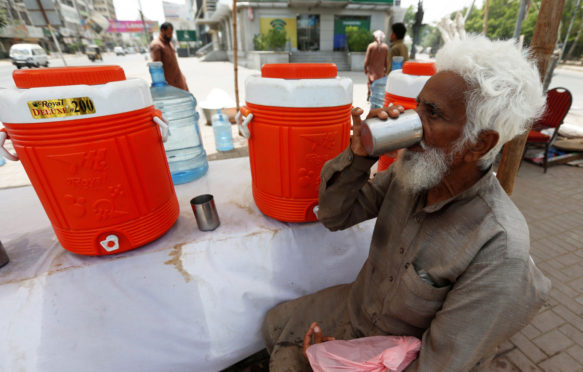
0 241 9 269
190 194 220 231
360 109 423 156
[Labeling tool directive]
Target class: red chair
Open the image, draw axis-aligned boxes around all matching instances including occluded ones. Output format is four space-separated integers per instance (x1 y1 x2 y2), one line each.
525 87 572 173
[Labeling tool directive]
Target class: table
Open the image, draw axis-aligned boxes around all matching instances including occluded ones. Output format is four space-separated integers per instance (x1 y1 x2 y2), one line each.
0 157 375 372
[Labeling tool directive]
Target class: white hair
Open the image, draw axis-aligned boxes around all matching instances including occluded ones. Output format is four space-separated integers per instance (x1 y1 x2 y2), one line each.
373 30 385 44
435 34 546 168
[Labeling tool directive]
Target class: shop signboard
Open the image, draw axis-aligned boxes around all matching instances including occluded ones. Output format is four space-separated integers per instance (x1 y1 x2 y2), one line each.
107 20 159 33
177 30 197 42
259 17 297 49
27 26 45 39
333 16 371 50
0 23 28 38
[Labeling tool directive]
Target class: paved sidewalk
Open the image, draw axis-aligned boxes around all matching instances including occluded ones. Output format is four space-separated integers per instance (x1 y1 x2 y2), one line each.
487 162 583 371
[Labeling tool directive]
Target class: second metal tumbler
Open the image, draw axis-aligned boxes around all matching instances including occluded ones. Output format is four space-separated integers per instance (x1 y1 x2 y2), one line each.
360 109 423 156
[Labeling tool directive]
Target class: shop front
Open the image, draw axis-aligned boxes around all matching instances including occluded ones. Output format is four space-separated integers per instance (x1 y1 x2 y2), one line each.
333 16 371 51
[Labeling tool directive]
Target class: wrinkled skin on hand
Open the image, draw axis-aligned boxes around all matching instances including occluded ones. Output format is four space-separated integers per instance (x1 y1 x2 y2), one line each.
351 105 405 157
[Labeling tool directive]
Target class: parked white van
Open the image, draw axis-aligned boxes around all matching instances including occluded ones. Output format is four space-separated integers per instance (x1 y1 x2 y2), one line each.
9 44 49 69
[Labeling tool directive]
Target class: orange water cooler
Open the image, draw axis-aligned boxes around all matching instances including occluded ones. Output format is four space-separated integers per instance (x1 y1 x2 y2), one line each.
379 61 436 171
237 64 352 222
0 66 179 255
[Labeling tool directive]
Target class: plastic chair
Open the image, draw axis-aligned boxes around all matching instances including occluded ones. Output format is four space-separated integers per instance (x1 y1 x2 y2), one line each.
525 87 572 173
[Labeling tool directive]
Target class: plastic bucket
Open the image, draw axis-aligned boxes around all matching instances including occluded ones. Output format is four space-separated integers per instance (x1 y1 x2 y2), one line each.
0 66 178 255
379 61 436 171
238 64 352 222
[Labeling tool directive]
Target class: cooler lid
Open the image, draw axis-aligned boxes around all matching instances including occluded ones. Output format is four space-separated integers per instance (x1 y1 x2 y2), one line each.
261 63 337 79
402 61 436 76
13 66 126 89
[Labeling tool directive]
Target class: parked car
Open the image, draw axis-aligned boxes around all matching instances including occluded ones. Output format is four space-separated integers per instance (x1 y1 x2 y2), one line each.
9 43 49 69
126 47 136 54
114 46 125 56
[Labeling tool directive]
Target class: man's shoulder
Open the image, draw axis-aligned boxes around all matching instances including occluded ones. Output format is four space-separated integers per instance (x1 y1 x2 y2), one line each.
475 178 530 260
150 39 163 49
390 42 407 55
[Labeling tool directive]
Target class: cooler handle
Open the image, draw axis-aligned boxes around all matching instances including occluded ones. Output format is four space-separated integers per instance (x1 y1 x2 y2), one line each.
0 129 18 161
236 106 253 139
153 113 169 142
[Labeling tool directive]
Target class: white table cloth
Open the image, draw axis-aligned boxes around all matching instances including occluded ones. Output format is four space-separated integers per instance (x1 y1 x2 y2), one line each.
0 157 375 372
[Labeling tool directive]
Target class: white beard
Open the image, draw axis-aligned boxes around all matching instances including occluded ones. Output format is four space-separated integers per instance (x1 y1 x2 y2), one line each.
392 142 452 194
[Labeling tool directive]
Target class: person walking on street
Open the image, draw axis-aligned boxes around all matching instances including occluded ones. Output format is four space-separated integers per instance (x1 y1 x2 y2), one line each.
364 30 389 100
150 22 189 92
387 23 409 74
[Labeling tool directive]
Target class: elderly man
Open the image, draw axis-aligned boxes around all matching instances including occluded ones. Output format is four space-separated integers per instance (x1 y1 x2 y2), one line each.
150 22 189 91
262 35 551 371
364 30 388 100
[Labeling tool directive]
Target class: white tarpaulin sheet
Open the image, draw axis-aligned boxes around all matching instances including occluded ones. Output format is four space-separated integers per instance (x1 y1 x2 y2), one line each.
0 157 374 372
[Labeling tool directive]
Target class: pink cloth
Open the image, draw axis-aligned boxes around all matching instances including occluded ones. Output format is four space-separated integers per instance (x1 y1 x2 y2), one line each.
307 336 421 372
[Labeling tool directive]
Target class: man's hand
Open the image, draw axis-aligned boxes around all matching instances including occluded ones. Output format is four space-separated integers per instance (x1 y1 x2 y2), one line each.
302 322 336 361
351 105 405 157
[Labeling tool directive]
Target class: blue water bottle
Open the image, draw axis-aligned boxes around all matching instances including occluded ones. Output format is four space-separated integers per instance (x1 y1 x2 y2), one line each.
148 62 208 184
212 109 234 152
392 56 404 70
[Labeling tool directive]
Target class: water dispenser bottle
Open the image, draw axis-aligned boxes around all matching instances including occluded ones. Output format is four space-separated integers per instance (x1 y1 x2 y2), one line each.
212 109 234 152
148 62 208 184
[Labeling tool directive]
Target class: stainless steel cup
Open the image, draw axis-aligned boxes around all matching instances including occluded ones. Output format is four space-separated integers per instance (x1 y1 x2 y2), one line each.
190 194 220 231
0 241 9 269
360 109 423 156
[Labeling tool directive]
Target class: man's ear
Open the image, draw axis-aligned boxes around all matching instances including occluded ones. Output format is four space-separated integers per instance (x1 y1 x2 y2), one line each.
463 130 499 163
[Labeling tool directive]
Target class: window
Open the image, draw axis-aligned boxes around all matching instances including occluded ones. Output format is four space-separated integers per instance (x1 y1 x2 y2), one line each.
19 11 31 25
297 14 320 51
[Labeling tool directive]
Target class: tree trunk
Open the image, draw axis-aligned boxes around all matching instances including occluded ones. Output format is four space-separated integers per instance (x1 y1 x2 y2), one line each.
496 0 566 195
560 0 582 62
566 21 583 60
483 0 491 35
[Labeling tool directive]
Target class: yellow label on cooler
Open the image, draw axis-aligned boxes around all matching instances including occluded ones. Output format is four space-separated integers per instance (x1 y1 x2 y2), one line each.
27 97 96 119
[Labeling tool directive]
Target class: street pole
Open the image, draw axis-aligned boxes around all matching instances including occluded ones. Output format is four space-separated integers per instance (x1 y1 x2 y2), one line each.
37 0 66 65
410 0 423 60
137 0 151 51
463 0 476 23
496 0 566 194
513 0 528 41
233 0 239 112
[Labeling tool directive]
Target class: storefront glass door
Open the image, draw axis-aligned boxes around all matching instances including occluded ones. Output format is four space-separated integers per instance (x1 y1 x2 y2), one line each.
297 14 320 51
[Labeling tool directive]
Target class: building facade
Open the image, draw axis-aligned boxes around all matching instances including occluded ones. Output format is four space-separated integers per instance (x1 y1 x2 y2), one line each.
237 0 401 53
0 0 46 57
194 0 405 69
